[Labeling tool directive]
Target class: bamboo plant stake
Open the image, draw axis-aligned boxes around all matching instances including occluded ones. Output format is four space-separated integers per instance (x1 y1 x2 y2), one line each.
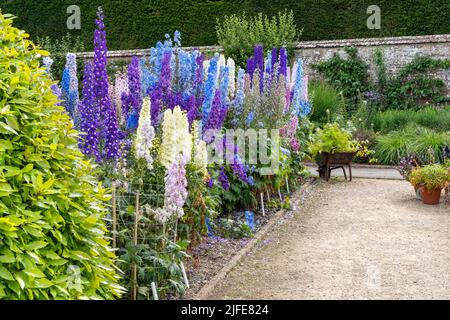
260 192 265 216
180 262 189 289
132 190 140 300
151 282 159 300
285 177 290 194
112 182 117 249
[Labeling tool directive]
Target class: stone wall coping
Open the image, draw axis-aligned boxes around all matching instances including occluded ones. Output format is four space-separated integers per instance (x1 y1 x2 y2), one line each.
294 34 450 49
76 34 450 59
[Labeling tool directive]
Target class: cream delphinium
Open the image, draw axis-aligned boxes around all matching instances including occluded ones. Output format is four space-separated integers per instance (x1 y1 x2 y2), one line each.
216 54 226 86
159 106 192 169
191 120 208 175
227 57 236 98
134 97 155 170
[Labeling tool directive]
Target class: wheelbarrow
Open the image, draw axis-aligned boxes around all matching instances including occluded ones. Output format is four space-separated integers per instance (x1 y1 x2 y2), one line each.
315 151 357 181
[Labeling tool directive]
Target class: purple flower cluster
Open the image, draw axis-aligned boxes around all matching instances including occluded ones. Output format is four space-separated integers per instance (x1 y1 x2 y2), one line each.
78 63 100 159
121 56 142 124
218 166 230 190
91 8 121 160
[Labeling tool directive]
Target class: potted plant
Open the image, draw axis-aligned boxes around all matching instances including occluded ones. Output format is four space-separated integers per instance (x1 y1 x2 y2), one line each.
409 164 450 205
309 123 358 181
398 154 422 199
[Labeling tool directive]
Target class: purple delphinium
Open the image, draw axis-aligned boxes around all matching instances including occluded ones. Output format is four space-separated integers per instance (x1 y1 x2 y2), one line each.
93 8 121 160
271 47 278 76
218 167 230 190
150 85 163 126
253 45 264 93
230 156 249 183
186 95 197 127
279 47 287 78
78 62 100 160
148 50 172 126
247 57 255 86
122 56 141 122
204 90 223 132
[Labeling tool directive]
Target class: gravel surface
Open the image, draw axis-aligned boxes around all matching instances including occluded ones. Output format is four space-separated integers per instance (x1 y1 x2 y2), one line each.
182 204 290 299
206 178 450 299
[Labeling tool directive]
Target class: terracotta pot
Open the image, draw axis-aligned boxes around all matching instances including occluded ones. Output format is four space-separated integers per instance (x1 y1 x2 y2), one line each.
420 187 442 205
414 185 422 200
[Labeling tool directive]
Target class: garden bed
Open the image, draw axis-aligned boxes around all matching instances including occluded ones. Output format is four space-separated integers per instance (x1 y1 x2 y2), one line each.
182 177 313 299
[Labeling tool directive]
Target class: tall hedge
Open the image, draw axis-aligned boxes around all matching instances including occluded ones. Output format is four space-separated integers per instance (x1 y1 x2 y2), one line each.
1 0 449 50
0 11 123 299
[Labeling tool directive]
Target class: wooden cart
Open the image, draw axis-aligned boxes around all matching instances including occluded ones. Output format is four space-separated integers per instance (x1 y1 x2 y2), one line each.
315 151 357 181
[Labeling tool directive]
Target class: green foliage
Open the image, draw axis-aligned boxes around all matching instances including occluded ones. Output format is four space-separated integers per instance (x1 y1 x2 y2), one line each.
36 33 85 82
312 47 369 112
180 163 220 244
373 106 450 133
220 173 257 214
2 1 449 50
213 218 253 239
385 56 450 109
409 164 450 190
309 123 356 156
216 10 300 67
309 81 345 124
373 48 386 93
375 126 450 164
0 12 122 299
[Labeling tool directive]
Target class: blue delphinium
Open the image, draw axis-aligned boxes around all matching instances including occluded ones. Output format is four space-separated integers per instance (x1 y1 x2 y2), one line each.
245 111 255 127
291 58 304 116
202 54 219 125
219 65 230 106
61 53 78 119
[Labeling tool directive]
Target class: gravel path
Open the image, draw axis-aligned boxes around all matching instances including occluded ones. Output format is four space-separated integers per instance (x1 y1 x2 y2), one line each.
206 178 450 299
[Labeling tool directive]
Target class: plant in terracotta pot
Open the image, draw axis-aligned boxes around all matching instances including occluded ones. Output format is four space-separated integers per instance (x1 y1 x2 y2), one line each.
398 154 422 199
409 164 450 205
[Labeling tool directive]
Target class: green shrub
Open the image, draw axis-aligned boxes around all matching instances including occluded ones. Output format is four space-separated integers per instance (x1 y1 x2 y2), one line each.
375 126 450 164
216 10 300 67
309 123 356 157
309 81 345 124
36 33 85 82
312 47 369 112
385 57 450 109
415 131 450 164
375 131 413 165
373 107 450 133
409 164 450 190
0 12 122 299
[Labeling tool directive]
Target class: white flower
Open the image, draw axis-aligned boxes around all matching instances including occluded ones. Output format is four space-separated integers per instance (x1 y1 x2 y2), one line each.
134 97 155 170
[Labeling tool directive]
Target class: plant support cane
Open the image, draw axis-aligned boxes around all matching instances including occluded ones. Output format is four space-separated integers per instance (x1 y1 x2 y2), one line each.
112 182 117 249
260 191 265 216
132 190 140 300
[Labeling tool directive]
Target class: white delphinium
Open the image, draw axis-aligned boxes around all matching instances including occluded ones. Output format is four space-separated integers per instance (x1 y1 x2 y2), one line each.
134 97 155 170
226 57 236 98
